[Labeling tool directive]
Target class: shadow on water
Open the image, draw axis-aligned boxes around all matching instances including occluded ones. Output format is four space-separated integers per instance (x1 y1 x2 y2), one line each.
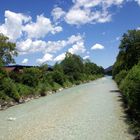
110 90 140 140
110 90 120 93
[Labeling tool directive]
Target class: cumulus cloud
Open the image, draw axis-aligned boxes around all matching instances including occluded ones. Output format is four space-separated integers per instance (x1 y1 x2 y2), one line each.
54 53 66 62
51 7 66 21
116 36 121 41
91 43 104 50
36 53 53 64
63 0 124 25
22 58 28 64
0 11 62 41
17 39 46 54
43 34 84 54
0 10 31 41
68 41 86 54
51 0 140 26
83 55 90 59
23 15 62 39
135 0 140 5
137 26 140 30
17 34 84 55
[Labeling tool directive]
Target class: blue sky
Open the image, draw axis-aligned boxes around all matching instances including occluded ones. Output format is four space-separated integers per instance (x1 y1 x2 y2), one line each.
0 0 140 68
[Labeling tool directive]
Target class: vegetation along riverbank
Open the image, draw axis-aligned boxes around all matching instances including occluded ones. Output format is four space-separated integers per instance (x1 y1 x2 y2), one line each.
112 29 140 139
0 34 104 110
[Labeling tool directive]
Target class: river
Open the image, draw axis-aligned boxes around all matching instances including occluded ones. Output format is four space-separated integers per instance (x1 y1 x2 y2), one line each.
0 76 134 140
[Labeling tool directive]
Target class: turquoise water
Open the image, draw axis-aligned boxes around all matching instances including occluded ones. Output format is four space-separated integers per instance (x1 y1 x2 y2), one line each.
0 77 134 140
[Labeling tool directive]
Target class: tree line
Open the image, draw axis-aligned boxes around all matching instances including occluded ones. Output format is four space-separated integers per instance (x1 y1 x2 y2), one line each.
112 29 140 134
0 34 104 108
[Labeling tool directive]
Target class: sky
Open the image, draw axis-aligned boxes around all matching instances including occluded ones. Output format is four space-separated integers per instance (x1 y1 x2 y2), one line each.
0 0 140 68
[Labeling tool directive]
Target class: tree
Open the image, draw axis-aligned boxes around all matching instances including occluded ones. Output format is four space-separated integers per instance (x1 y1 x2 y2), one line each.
0 34 17 65
113 30 140 77
60 52 84 82
21 68 41 87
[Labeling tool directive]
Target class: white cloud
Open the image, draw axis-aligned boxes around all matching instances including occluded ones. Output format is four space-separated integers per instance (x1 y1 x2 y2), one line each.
64 0 124 25
23 15 62 39
116 36 120 41
17 34 85 56
83 55 90 59
137 27 140 30
51 7 66 21
54 53 66 62
0 10 31 41
17 39 46 54
22 58 28 64
0 11 62 41
135 0 140 5
68 41 86 54
91 43 104 50
36 53 53 64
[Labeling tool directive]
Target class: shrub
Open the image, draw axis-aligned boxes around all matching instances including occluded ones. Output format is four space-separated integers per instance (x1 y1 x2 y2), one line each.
115 70 128 85
52 70 65 86
21 68 41 87
0 90 11 101
16 83 34 97
63 80 73 88
0 78 20 101
52 82 61 92
120 63 140 113
36 83 52 96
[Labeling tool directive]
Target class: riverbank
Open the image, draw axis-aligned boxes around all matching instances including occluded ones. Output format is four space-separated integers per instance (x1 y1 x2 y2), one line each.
0 77 102 111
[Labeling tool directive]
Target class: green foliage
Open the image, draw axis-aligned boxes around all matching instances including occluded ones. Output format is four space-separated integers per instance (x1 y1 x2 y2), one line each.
0 34 17 65
63 80 73 88
115 70 128 85
61 52 84 82
113 30 140 78
0 78 20 101
9 71 22 82
36 83 52 96
52 82 61 92
21 67 41 87
16 83 34 97
52 70 66 86
120 63 140 113
0 68 7 81
0 90 11 102
119 30 140 69
113 29 140 131
0 51 104 105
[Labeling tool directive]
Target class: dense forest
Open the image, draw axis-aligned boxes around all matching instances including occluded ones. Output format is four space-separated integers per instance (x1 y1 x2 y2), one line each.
0 34 104 109
112 29 140 134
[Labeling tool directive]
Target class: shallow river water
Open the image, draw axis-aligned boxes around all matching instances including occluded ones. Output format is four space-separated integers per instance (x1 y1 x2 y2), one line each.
0 77 134 140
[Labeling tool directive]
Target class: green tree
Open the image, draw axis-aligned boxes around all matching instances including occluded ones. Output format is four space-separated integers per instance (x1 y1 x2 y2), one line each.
113 30 140 78
21 67 41 87
60 53 84 82
0 34 17 65
120 63 140 113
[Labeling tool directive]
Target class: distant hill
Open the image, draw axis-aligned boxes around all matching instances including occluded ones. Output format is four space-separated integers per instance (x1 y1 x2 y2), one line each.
104 66 113 75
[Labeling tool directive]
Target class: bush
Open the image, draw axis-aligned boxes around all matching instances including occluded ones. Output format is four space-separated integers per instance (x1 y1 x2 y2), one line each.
52 70 65 86
63 80 73 88
16 83 34 97
120 63 140 113
21 68 41 87
0 78 20 101
52 82 61 92
0 69 7 80
0 90 11 101
36 83 52 96
115 70 128 85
